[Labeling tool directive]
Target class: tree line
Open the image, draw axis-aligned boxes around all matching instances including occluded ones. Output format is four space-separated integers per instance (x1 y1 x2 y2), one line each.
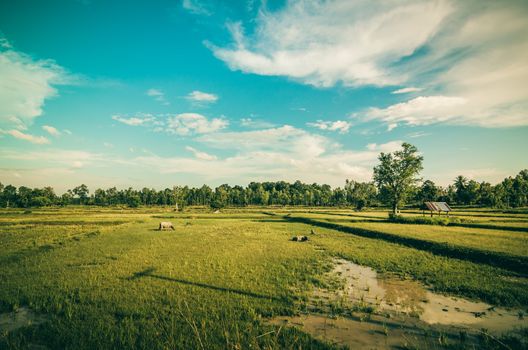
1 143 526 210
1 170 526 209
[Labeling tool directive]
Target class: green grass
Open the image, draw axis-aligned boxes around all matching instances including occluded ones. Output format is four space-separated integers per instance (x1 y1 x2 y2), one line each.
1 207 527 349
313 218 528 257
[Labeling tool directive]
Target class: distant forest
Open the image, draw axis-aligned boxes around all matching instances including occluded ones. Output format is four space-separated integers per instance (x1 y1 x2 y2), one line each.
1 169 527 209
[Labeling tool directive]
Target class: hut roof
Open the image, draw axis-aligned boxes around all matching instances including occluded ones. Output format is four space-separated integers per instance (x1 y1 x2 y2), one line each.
424 201 452 212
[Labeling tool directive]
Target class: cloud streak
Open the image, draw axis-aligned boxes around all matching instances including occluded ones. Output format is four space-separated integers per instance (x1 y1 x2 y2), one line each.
6 130 50 144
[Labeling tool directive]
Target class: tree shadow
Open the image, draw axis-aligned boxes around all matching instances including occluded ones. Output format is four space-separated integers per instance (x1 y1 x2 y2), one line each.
127 268 287 303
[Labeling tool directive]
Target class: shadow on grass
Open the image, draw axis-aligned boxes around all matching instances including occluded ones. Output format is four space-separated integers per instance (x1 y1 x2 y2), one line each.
127 268 287 303
272 214 528 276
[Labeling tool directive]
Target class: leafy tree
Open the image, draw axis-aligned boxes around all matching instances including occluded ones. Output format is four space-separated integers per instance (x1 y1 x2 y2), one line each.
417 180 439 202
345 180 377 210
30 196 51 207
454 176 469 204
373 143 424 214
2 185 17 208
73 184 89 204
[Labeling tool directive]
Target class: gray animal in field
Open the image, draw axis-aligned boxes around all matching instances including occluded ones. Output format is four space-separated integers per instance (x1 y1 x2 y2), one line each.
292 235 308 242
158 221 175 230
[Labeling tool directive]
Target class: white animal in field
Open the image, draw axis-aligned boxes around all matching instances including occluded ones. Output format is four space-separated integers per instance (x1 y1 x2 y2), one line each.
159 221 175 230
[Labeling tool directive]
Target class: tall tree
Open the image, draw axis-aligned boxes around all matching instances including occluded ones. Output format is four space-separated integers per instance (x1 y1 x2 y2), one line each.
417 180 439 202
373 143 423 214
72 184 89 205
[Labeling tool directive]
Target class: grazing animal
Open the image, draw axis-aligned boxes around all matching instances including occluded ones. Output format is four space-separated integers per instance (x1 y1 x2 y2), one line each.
159 221 175 231
292 235 308 242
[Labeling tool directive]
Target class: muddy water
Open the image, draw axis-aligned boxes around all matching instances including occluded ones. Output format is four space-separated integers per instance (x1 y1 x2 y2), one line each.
270 259 527 349
329 259 527 333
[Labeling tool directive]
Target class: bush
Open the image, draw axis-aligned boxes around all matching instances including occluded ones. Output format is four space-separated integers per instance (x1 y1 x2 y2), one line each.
388 213 464 226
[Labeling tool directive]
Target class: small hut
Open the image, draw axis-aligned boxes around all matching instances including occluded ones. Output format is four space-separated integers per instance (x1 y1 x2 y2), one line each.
423 202 452 217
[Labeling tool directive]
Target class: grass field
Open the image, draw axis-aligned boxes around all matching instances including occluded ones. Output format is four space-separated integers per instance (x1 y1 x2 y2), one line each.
1 207 527 349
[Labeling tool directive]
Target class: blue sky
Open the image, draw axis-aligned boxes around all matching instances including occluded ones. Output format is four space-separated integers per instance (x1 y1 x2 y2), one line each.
0 0 527 192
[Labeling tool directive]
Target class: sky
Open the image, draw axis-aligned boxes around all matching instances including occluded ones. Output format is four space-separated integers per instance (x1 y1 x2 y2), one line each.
0 0 527 192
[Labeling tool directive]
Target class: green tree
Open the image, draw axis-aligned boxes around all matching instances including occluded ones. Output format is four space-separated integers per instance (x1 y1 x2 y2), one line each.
454 175 469 204
345 180 377 209
2 185 17 208
72 184 89 204
373 143 423 214
417 180 439 202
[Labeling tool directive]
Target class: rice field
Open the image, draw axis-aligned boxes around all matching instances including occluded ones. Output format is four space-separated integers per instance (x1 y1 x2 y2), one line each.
1 207 527 349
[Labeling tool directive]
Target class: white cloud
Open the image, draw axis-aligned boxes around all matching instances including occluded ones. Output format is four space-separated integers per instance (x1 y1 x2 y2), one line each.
167 113 227 135
182 0 211 16
147 88 169 105
365 96 468 126
240 117 275 129
0 148 112 167
387 123 398 131
0 40 70 129
210 1 451 87
63 129 72 135
6 130 50 144
185 90 218 103
185 146 217 161
210 1 528 128
112 114 155 126
0 128 405 189
366 141 403 153
42 125 61 137
196 125 328 157
137 126 398 186
392 87 422 94
407 131 431 138
306 120 351 133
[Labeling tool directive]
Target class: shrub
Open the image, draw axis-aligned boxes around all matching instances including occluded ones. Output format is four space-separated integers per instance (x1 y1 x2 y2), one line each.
388 213 464 226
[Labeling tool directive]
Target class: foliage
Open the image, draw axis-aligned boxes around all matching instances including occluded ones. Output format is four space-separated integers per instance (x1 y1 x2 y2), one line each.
373 143 424 213
388 213 463 226
0 169 527 209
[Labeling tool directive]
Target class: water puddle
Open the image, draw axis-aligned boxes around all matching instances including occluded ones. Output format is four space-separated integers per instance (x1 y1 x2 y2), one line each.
326 259 527 333
269 259 527 349
0 307 48 333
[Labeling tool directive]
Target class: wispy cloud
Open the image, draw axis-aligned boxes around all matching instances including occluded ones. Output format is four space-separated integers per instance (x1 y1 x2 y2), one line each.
366 141 403 153
6 130 50 144
210 1 451 87
185 90 218 104
146 88 169 105
392 87 422 94
185 146 217 161
307 120 351 133
407 131 431 138
240 117 275 129
42 125 61 137
182 0 211 16
112 114 156 126
365 95 468 126
210 1 528 128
